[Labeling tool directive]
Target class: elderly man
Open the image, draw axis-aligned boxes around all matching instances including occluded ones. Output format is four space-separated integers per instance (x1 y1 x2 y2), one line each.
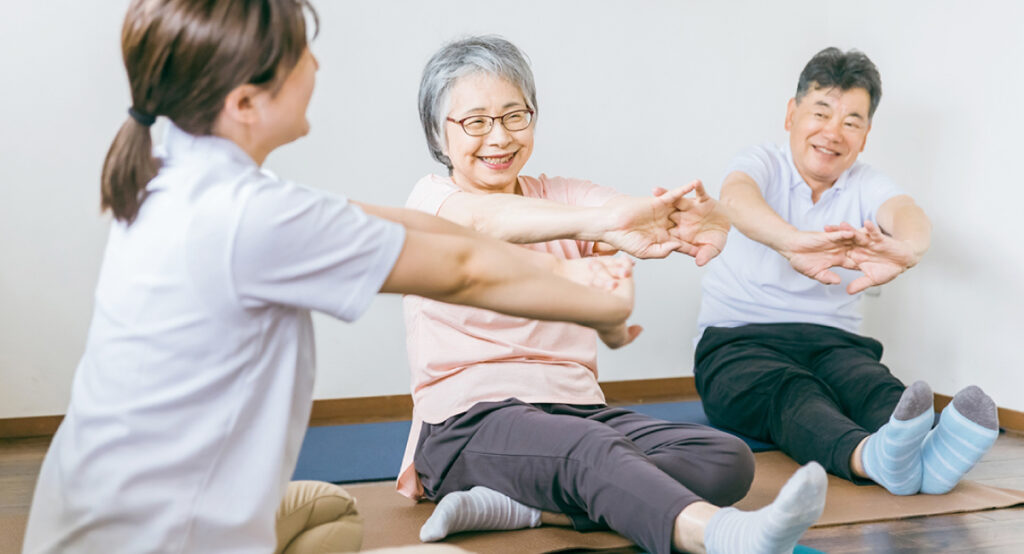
694 47 998 496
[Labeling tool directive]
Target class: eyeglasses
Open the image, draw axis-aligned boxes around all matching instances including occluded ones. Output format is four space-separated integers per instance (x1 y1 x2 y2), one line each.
446 109 534 136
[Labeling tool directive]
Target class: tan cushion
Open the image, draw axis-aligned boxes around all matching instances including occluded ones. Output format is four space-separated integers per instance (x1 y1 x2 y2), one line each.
275 481 364 554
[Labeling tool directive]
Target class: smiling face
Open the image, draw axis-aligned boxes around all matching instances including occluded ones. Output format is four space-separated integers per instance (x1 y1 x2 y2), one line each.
786 85 872 192
444 72 534 194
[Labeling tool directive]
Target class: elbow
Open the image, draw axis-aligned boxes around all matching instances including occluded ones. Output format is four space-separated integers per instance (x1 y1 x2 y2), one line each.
437 240 487 303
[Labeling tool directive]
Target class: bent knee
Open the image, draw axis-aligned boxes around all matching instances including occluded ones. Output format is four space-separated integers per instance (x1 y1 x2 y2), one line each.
701 435 756 506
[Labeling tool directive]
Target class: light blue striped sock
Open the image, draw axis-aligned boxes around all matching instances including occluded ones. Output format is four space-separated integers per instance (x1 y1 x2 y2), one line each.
705 462 827 554
861 381 934 495
921 386 999 495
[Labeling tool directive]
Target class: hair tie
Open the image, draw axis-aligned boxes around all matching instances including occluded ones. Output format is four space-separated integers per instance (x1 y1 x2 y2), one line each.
128 107 156 127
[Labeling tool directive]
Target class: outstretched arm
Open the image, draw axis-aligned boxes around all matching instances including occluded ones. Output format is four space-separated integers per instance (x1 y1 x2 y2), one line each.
436 183 702 259
362 202 641 348
720 170 856 284
832 195 931 294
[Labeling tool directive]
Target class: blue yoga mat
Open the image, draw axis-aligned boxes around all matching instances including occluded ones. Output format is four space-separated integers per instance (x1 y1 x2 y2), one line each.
292 400 775 483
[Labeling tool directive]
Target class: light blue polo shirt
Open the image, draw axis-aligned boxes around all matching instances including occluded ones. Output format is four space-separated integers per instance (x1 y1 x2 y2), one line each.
696 143 904 340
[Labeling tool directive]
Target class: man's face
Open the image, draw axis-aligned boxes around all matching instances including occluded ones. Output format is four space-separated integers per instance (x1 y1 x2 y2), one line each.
786 85 872 189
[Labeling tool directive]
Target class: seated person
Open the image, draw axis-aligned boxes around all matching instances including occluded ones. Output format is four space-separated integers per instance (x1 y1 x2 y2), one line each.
394 35 829 554
695 47 999 497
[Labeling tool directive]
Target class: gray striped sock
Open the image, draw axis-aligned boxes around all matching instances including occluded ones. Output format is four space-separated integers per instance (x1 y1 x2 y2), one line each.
420 486 541 542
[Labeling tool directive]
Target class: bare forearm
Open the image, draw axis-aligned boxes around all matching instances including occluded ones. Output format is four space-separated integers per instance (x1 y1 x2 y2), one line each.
354 201 476 238
720 172 798 253
358 201 558 270
381 230 627 330
444 193 612 244
878 198 931 261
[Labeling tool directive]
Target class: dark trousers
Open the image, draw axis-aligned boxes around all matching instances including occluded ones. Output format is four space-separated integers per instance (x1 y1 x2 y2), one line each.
695 322 905 481
414 399 755 554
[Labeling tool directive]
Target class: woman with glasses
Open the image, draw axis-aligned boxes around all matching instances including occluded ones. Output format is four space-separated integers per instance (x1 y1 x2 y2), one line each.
395 36 828 554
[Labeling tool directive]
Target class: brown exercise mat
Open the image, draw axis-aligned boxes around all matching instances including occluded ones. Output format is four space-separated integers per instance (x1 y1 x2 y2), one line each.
737 450 1024 526
352 451 1024 552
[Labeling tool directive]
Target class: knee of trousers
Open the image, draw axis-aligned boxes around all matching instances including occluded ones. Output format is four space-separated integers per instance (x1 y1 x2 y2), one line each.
275 480 363 554
697 435 756 506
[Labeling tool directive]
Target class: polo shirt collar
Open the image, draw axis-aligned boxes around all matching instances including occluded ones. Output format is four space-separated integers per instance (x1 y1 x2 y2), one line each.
159 119 257 170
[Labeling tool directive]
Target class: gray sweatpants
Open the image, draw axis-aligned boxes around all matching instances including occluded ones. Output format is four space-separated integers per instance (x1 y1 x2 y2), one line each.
413 399 755 554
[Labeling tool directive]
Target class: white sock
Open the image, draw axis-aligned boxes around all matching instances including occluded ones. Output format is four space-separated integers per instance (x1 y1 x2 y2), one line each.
704 462 827 554
419 486 542 542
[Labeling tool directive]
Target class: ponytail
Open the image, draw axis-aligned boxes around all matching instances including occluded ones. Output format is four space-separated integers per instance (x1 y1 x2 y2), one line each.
100 116 159 223
105 0 317 224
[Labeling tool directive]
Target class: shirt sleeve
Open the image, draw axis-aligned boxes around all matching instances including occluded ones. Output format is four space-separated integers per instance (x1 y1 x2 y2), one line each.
725 144 783 195
855 164 907 223
406 174 461 216
536 174 623 208
230 179 406 322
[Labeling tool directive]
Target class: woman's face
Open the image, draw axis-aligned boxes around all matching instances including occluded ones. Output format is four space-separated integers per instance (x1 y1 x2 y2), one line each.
444 72 534 194
259 47 319 154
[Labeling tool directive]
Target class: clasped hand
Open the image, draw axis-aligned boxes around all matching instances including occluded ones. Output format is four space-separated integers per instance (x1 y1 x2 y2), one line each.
596 180 730 265
556 256 642 349
783 220 920 294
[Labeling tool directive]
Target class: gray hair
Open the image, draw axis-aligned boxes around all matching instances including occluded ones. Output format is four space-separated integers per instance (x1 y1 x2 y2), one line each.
419 35 538 171
796 47 882 119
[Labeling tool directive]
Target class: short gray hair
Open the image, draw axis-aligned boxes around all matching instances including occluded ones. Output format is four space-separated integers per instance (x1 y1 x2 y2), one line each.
419 35 538 171
796 47 882 119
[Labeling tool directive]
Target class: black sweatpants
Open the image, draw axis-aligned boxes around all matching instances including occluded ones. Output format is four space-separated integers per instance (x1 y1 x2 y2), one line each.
695 322 905 481
414 399 755 554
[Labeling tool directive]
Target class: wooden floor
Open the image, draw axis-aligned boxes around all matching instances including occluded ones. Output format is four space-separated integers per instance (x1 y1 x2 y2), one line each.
3 432 1024 553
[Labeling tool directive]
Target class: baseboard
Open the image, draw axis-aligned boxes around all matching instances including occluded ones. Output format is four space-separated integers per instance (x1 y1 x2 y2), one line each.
5 380 1023 438
0 415 64 440
309 376 699 426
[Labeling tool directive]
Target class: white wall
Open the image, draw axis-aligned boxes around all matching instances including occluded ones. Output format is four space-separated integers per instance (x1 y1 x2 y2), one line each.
2 1 1022 418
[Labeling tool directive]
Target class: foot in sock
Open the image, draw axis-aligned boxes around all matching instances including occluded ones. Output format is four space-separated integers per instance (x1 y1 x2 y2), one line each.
704 462 827 554
861 380 934 495
419 486 541 542
921 385 999 494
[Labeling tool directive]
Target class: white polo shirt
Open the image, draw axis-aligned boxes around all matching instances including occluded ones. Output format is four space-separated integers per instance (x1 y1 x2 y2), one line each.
697 143 904 339
24 123 405 553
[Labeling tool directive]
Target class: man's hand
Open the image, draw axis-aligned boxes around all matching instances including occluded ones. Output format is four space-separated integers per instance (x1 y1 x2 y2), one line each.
778 228 859 285
655 180 731 266
599 184 695 259
827 221 921 294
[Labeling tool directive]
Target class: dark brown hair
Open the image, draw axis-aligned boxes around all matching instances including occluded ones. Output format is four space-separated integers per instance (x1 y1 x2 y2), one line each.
101 0 318 223
796 47 882 120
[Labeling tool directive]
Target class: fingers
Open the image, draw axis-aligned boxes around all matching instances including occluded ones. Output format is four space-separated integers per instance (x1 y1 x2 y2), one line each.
821 228 857 243
591 242 620 257
585 259 619 290
673 241 699 257
658 185 688 205
694 244 722 267
651 186 669 196
626 324 644 345
814 268 843 285
600 324 644 349
863 219 886 240
846 275 874 295
643 242 682 259
691 179 708 200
